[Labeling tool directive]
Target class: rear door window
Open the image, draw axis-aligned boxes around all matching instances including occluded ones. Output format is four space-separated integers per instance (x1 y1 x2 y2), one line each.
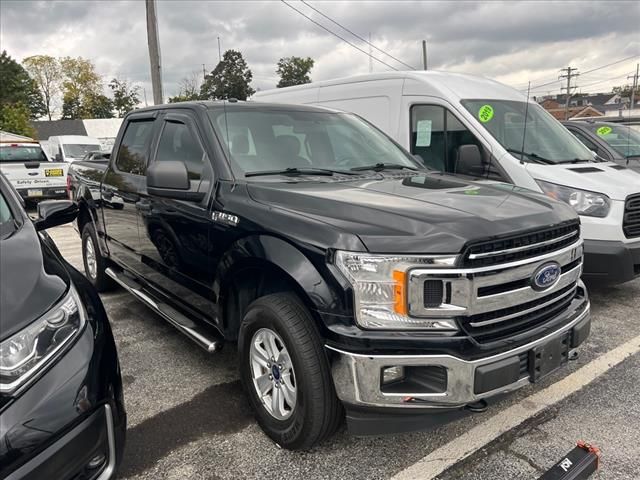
116 120 155 175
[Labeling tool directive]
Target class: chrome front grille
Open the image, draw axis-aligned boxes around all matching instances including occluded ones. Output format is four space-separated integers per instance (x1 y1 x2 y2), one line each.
408 233 584 344
462 222 580 268
623 193 640 238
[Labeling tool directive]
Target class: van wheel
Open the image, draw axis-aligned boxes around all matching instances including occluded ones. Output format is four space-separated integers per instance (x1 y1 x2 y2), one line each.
239 293 342 450
82 224 115 292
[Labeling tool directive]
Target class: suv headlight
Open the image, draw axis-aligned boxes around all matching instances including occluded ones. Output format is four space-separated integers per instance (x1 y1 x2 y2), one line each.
0 286 86 394
535 179 610 217
334 251 459 330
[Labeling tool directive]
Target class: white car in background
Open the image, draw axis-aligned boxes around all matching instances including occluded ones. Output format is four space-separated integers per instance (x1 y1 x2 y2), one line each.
0 141 68 203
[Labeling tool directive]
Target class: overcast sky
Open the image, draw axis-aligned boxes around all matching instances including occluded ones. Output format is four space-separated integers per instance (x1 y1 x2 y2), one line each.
1 0 639 108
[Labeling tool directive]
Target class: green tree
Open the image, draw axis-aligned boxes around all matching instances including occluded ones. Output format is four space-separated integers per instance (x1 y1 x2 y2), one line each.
0 103 36 137
59 56 104 119
109 78 140 117
200 50 255 100
0 50 45 119
86 93 114 119
169 74 201 103
276 56 314 88
22 55 62 120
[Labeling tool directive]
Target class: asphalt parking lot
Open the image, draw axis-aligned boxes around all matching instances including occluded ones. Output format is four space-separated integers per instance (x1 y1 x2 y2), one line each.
47 222 640 480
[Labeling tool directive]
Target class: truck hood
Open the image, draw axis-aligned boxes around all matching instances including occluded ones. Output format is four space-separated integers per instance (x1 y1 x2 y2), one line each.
526 162 640 200
247 173 578 254
0 221 68 341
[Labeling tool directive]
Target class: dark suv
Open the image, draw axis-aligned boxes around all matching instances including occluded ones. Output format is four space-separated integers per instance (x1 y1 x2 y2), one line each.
68 101 590 449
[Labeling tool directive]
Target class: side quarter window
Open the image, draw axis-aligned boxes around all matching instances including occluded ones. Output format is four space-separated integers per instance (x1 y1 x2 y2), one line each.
116 120 155 175
155 120 205 180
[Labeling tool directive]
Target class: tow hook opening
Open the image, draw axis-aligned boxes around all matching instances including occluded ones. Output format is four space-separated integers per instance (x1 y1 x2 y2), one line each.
465 399 488 413
568 349 579 361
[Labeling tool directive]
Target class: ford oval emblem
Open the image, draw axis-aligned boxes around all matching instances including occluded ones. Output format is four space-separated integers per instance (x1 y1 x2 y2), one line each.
532 262 561 291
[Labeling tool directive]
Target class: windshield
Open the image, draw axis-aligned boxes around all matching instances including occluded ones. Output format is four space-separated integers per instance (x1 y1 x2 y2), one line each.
588 123 640 158
208 108 418 175
0 145 47 163
461 100 593 163
63 144 101 158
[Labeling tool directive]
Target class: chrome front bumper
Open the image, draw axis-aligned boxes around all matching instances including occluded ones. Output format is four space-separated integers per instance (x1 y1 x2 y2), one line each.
327 301 590 409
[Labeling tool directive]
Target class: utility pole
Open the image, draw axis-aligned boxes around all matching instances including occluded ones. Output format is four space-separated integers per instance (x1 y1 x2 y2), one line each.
628 63 639 110
217 36 222 62
559 66 579 120
145 0 163 105
202 63 207 81
422 40 428 70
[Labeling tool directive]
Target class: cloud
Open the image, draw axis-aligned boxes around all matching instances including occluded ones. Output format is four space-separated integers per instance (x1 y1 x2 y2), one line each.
1 0 638 107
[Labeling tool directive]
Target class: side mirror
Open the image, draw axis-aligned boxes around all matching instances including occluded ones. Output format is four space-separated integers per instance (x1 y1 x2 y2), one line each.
146 161 205 202
456 145 484 176
34 200 78 231
55 153 63 162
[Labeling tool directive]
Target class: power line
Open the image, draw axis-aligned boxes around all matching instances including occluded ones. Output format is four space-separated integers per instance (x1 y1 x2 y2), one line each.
578 71 634 90
299 0 417 70
518 55 640 91
280 0 400 71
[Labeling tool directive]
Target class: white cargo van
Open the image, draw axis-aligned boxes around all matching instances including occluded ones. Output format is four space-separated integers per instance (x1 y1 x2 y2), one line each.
255 72 640 284
47 135 102 163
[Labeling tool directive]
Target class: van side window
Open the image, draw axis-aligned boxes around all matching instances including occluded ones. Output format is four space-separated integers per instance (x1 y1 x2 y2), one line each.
156 121 205 180
116 120 154 175
411 105 497 179
411 105 446 171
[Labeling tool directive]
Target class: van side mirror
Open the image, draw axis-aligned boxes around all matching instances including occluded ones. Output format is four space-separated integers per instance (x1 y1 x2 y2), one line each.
456 145 484 176
146 161 205 202
34 200 78 231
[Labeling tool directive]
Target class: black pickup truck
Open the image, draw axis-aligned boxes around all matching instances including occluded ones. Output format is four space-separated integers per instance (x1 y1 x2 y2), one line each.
68 101 591 449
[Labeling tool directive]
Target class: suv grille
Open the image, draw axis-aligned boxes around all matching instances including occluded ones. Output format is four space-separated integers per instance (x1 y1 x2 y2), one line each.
623 194 640 238
462 222 580 268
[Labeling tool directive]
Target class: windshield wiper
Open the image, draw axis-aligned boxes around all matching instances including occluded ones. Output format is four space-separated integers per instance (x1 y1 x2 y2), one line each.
245 167 357 177
350 162 418 172
505 148 554 164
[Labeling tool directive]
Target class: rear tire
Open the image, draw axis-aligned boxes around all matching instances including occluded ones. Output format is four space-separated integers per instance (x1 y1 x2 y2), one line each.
239 293 342 450
82 224 115 292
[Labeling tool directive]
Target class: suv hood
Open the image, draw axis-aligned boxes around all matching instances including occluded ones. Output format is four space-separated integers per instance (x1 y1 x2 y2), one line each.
526 162 640 200
0 221 68 341
247 173 578 254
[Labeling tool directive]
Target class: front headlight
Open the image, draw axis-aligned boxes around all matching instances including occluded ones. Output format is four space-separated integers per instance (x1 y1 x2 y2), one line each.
334 251 459 330
0 286 86 394
535 179 610 217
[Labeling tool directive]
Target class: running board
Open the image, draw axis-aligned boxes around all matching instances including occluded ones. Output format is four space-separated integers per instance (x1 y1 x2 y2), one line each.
105 267 221 353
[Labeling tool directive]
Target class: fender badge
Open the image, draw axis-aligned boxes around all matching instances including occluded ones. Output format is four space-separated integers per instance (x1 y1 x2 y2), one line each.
212 211 239 226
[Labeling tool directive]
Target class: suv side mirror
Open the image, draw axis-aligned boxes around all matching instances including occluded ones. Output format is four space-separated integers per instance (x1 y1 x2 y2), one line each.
456 145 484 176
146 161 205 202
34 200 78 231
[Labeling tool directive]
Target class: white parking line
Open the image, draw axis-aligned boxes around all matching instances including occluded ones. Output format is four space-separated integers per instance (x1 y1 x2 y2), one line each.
391 334 640 480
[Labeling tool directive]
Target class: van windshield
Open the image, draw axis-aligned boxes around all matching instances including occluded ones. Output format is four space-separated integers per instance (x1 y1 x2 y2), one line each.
208 108 418 176
63 144 101 158
586 123 640 158
461 100 593 163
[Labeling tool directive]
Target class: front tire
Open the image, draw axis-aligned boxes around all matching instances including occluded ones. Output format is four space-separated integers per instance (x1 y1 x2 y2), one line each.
239 293 342 450
82 224 115 292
